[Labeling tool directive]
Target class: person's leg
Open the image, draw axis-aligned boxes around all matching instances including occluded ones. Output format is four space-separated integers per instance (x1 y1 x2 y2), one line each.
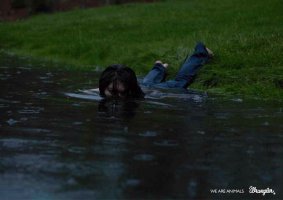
174 42 212 88
142 61 168 86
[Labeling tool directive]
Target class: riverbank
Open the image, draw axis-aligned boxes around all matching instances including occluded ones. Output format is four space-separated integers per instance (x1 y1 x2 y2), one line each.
0 0 282 99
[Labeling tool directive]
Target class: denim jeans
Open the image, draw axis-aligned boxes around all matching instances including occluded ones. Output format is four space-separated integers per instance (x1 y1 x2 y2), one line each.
142 42 211 89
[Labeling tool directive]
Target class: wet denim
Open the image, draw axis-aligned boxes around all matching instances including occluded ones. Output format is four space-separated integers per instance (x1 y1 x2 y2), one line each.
142 42 210 89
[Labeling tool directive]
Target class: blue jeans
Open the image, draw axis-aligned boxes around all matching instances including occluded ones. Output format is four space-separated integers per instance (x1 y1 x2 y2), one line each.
142 42 211 89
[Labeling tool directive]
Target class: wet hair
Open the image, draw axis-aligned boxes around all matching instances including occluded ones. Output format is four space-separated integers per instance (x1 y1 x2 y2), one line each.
99 64 145 98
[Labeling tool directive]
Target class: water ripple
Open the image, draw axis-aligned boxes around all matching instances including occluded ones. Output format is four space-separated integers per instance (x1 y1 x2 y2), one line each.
133 154 155 161
138 131 158 137
18 107 44 114
154 139 179 147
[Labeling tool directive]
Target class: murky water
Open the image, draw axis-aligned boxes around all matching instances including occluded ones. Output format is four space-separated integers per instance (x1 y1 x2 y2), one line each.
0 52 282 199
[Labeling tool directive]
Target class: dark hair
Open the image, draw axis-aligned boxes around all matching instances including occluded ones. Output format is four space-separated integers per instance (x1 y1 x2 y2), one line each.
99 64 145 98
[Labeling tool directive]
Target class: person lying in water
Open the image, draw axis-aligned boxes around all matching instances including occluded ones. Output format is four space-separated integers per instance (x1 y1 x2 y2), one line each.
99 42 213 98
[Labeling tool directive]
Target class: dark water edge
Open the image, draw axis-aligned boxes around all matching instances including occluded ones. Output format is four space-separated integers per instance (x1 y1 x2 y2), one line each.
0 52 283 200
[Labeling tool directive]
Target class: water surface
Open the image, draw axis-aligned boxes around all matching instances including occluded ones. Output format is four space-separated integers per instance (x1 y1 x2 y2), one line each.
0 53 282 199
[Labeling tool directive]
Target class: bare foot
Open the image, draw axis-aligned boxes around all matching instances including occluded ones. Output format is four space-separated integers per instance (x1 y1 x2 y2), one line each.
155 60 168 68
206 47 214 57
163 63 168 68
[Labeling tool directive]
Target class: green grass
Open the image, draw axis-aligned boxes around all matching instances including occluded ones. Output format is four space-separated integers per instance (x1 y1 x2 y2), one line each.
0 0 282 99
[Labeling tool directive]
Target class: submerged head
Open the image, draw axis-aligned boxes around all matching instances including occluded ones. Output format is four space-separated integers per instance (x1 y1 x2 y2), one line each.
99 64 145 98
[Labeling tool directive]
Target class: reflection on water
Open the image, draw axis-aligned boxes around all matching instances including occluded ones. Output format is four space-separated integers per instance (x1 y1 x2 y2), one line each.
0 52 283 199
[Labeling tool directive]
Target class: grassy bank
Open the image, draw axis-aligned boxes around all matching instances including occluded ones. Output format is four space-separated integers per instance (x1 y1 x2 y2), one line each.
0 0 282 99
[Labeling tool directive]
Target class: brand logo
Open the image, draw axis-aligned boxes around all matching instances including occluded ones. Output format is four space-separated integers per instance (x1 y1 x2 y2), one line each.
249 186 276 196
